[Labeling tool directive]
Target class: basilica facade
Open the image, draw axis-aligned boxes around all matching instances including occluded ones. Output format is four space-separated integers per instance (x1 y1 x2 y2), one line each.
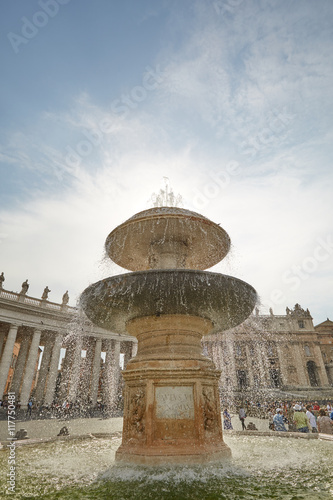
204 304 333 400
0 280 332 408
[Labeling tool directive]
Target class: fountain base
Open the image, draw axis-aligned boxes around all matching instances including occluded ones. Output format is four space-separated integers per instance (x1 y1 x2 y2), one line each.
115 315 231 464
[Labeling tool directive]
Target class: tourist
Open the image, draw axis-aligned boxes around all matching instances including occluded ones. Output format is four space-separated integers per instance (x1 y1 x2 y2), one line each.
305 405 318 433
317 408 333 434
312 401 320 411
273 408 287 432
26 400 33 417
293 404 310 433
239 407 246 430
268 407 275 430
223 408 233 430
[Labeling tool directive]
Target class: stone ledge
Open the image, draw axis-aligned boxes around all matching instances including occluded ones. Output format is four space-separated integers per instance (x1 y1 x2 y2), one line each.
226 430 319 439
0 431 122 449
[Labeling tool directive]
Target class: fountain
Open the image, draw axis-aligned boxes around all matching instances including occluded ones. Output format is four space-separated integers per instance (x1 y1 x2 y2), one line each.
80 206 257 464
1 205 333 499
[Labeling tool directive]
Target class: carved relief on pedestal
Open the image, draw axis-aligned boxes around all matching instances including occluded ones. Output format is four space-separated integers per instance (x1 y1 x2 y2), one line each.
202 386 218 433
128 387 146 439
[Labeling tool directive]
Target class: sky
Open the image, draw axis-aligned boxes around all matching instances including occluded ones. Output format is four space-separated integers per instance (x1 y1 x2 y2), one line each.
0 0 332 326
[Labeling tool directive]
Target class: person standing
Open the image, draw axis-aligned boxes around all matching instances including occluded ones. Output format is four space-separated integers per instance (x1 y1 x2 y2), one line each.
26 400 33 417
239 407 246 430
313 401 320 411
273 408 287 432
268 407 275 430
306 405 318 433
293 404 310 433
223 408 233 430
317 408 333 434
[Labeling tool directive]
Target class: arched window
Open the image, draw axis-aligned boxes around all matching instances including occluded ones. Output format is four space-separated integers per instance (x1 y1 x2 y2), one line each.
307 360 320 387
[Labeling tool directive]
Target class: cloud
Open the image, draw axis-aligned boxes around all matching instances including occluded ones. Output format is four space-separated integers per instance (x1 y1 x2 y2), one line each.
0 0 332 324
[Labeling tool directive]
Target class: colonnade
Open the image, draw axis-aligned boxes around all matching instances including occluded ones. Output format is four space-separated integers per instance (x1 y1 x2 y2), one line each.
0 322 136 408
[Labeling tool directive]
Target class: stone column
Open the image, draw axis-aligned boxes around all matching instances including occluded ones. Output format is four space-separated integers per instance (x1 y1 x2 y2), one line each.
111 339 121 406
0 325 18 398
225 339 237 390
276 343 289 386
0 330 6 359
102 339 121 408
326 362 333 385
34 339 53 403
79 338 95 401
218 340 228 388
245 345 255 387
254 341 268 387
122 341 133 370
102 339 113 406
292 342 308 386
90 338 102 406
313 343 330 386
44 333 63 406
58 342 75 401
10 335 30 397
68 337 83 402
20 329 42 406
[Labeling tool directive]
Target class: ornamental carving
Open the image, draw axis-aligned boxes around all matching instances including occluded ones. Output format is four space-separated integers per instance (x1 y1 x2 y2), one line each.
129 388 146 435
202 387 217 431
287 304 312 318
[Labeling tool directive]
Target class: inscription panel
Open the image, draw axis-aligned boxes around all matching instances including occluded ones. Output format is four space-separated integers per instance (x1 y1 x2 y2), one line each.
155 386 194 419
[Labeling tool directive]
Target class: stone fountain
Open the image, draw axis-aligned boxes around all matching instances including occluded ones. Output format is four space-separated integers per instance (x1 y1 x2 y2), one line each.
80 206 257 464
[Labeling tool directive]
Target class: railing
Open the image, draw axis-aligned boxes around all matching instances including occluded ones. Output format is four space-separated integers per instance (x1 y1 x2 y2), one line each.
0 290 17 301
0 288 75 313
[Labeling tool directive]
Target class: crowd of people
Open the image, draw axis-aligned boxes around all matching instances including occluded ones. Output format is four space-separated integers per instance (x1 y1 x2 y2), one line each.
0 397 123 420
222 399 333 434
1 395 333 435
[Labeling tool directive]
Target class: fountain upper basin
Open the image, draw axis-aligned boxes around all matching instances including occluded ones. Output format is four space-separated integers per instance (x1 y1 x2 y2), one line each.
80 269 257 336
105 207 231 271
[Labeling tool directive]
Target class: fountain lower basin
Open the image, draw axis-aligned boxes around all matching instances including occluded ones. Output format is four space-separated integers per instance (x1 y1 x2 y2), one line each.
80 269 257 335
1 432 332 499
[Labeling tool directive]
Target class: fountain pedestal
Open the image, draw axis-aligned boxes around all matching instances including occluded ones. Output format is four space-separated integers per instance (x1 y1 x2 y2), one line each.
116 315 231 464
